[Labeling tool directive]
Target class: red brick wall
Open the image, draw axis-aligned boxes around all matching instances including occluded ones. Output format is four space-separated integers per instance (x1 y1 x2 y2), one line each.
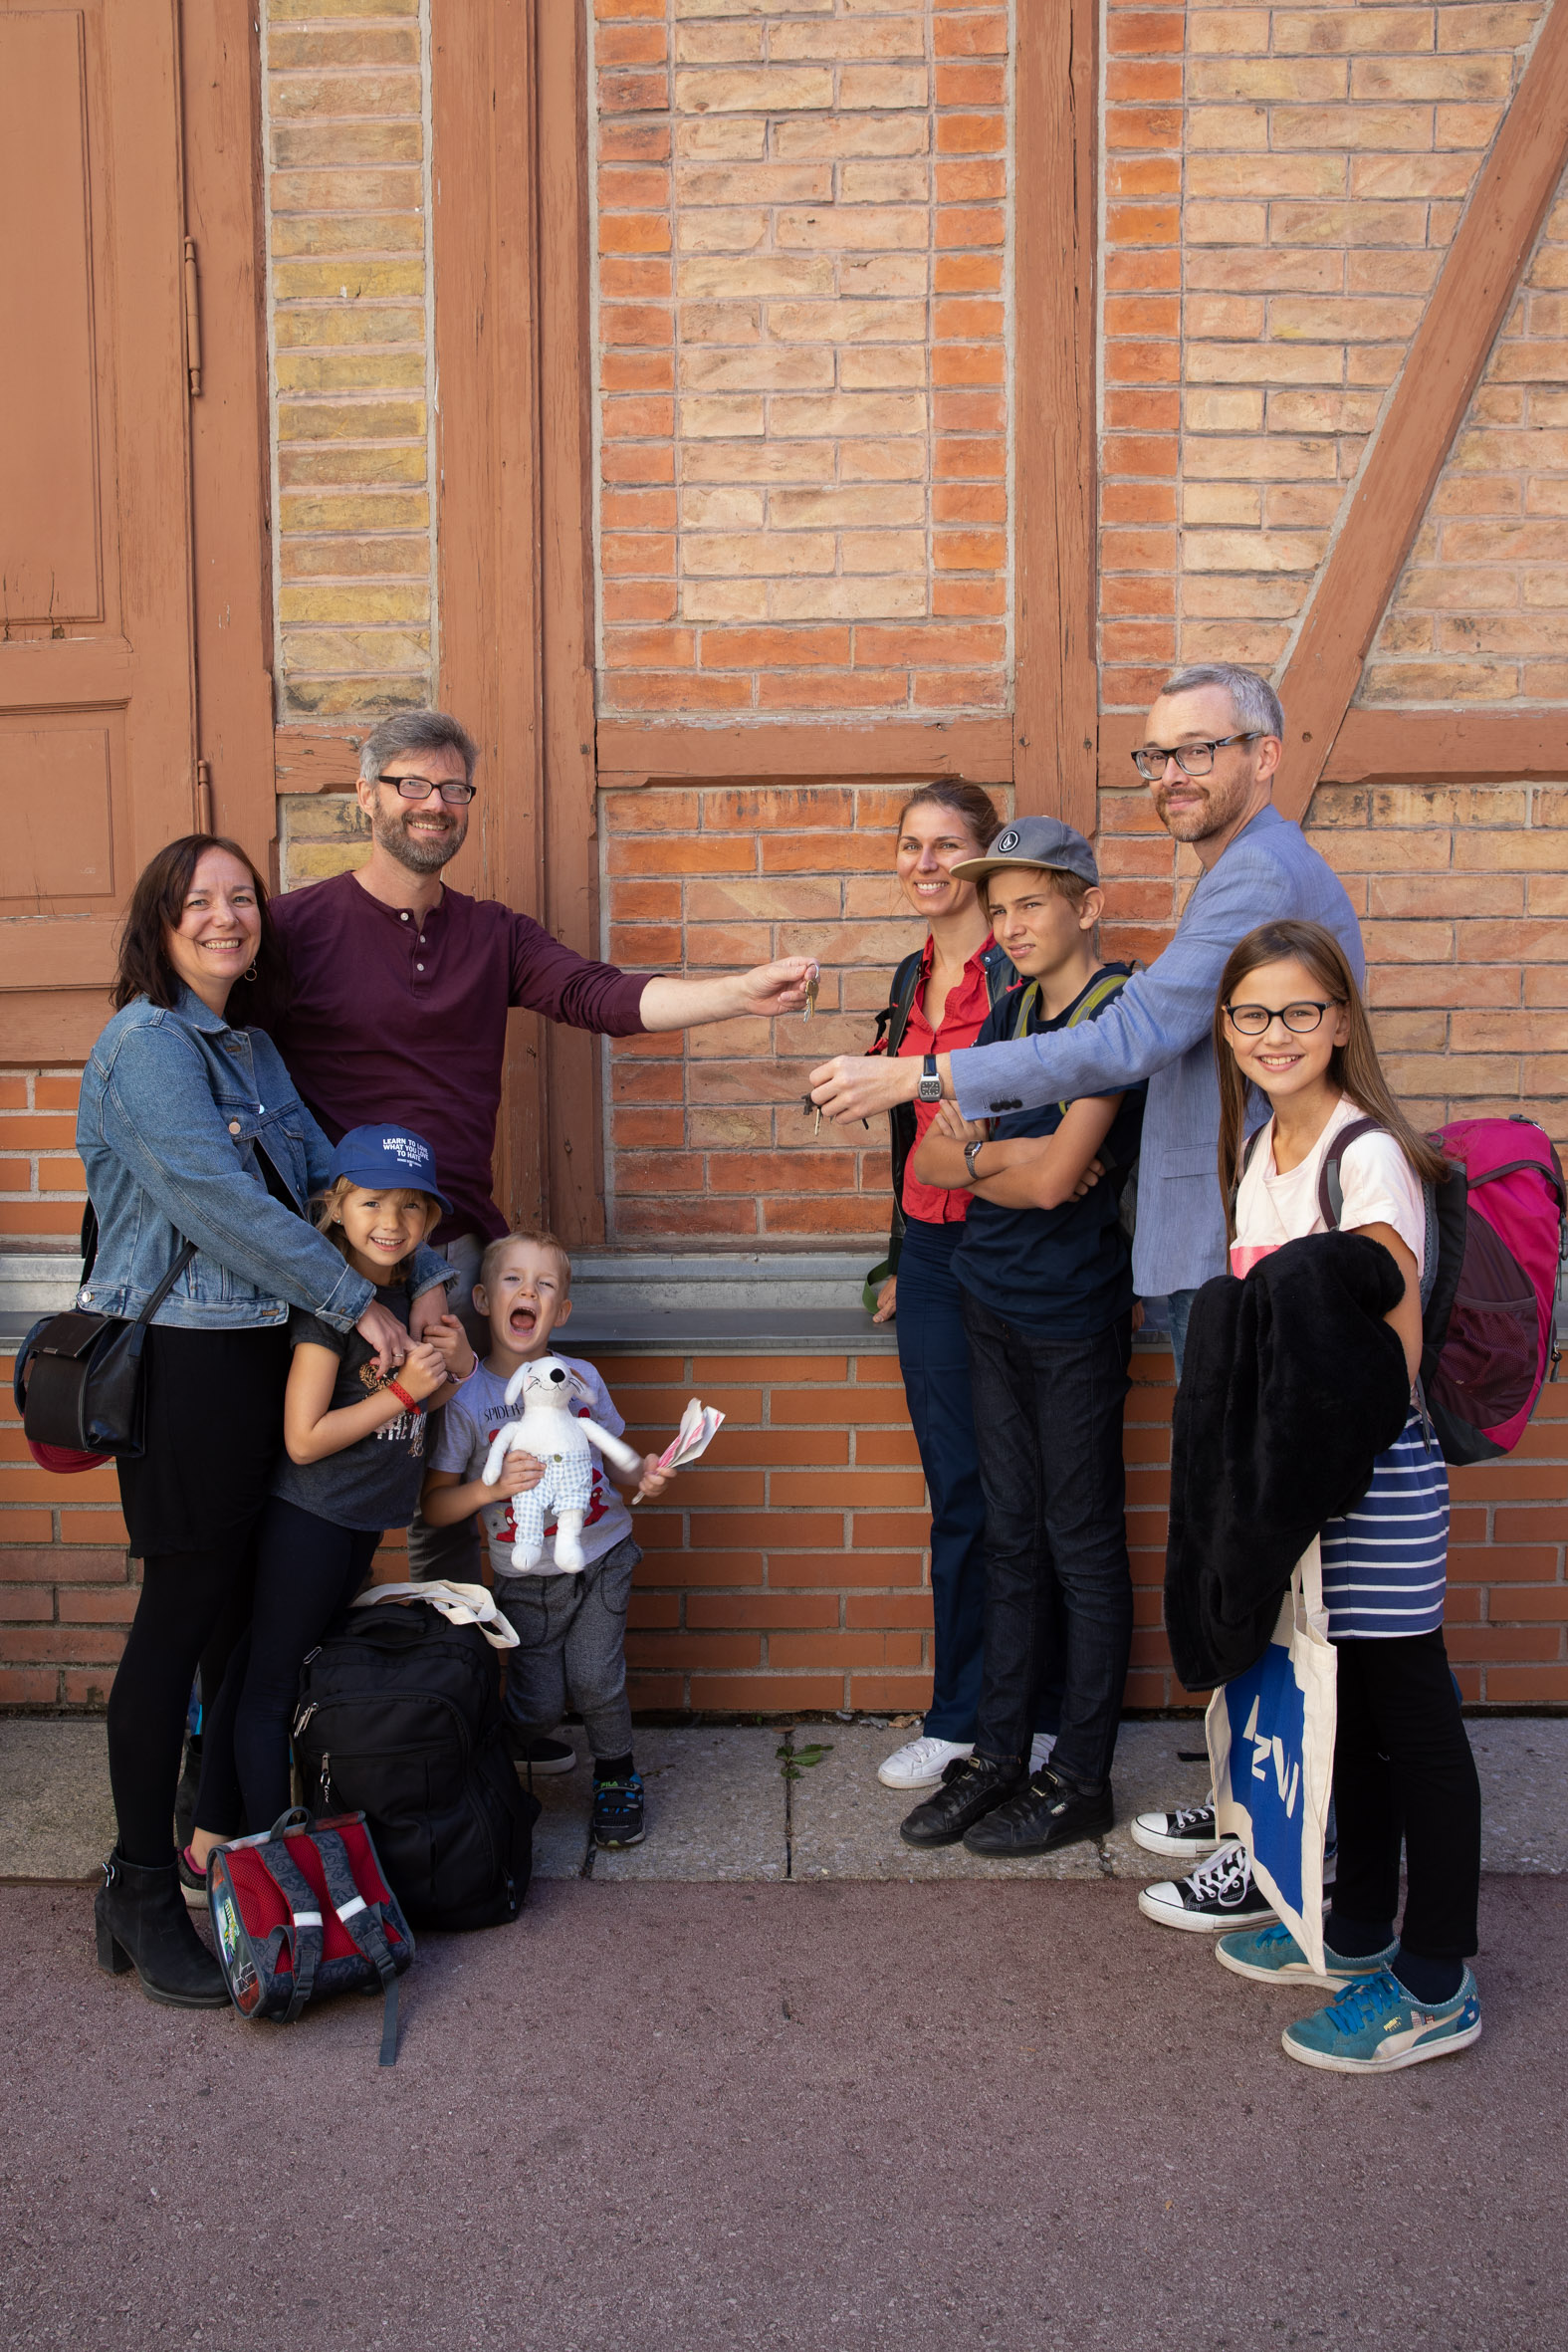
8 1321 1568 1713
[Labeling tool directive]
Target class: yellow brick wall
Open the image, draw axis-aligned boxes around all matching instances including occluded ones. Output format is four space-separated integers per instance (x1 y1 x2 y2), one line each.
265 0 437 722
1368 169 1568 702
1098 0 1549 707
591 0 1014 717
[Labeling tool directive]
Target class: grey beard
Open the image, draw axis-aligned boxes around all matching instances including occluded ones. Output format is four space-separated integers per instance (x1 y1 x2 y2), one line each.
371 807 465 873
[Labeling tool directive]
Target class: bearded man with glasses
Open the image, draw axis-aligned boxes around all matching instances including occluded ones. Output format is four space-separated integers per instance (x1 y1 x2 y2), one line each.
810 662 1364 1379
269 708 813 1591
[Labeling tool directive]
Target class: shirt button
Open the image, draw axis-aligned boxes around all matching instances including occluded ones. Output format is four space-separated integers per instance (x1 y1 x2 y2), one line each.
416 962 424 972
400 911 410 922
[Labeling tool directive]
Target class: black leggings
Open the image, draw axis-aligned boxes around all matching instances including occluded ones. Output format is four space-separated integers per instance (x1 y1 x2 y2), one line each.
107 1544 260 1866
196 1497 380 1835
1329 1628 1481 1963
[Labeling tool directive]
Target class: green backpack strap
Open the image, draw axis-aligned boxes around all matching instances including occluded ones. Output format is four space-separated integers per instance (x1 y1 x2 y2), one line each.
1006 966 1131 1111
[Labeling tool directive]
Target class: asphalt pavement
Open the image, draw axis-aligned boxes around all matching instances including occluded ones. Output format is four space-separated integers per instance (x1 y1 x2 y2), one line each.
2 1871 1562 2352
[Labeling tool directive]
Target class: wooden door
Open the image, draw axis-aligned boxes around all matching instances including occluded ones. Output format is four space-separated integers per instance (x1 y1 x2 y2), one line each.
0 1 198 1060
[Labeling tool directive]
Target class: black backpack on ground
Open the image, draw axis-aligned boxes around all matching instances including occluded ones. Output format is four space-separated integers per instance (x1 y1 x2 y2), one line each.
292 1600 539 1931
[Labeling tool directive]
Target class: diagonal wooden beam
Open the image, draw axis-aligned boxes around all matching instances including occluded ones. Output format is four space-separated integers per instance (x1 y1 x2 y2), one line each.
1273 0 1568 823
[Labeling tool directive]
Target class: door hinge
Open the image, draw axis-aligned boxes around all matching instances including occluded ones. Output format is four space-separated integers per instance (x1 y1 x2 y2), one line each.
195 759 212 833
183 235 203 397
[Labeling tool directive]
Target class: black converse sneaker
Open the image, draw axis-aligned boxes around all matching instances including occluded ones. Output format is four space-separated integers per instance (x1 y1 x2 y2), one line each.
1130 1800 1221 1861
1137 1841 1275 1933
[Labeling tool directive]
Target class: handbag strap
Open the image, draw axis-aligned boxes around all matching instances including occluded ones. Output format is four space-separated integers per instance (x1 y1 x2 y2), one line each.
131 1238 199 1330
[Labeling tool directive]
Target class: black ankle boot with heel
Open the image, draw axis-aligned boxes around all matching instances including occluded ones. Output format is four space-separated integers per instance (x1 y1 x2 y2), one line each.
95 1847 231 2009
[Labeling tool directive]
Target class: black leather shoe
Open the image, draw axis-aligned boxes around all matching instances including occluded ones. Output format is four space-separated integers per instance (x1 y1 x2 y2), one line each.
962 1764 1114 1857
900 1754 1024 1849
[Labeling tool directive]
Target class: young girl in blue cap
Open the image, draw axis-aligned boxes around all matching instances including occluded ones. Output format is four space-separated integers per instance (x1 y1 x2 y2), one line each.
182 1126 476 1878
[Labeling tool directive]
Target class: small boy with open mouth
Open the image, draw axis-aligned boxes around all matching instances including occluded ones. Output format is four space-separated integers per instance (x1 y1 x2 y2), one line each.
422 1229 674 1848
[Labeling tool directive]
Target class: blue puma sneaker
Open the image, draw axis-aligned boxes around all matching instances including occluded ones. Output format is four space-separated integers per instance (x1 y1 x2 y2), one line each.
1217 1919 1396 1991
1282 1966 1481 2074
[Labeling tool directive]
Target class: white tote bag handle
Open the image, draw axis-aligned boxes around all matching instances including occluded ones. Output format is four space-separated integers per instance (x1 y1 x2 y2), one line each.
354 1579 519 1650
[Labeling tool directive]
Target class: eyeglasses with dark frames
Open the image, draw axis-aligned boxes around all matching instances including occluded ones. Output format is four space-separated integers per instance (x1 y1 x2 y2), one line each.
1130 733 1263 782
376 772 477 806
1223 999 1343 1038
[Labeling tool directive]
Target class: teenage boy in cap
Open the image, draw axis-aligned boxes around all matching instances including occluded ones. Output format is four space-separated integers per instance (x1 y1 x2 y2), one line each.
896 819 1144 1858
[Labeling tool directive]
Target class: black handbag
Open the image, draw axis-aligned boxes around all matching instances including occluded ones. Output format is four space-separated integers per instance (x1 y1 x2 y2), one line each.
14 1205 197 1462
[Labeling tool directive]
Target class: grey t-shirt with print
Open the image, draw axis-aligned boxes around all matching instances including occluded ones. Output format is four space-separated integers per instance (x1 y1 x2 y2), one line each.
270 1281 428 1531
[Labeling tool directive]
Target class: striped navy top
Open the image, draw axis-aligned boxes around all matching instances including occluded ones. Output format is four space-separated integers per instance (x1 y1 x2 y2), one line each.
1231 1096 1448 1641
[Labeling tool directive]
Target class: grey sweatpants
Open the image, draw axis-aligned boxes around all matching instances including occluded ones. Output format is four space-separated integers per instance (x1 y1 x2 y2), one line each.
495 1535 639 1762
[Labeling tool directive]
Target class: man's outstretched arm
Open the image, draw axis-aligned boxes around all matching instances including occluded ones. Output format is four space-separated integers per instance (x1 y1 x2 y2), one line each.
639 962 815 1030
809 846 1299 1122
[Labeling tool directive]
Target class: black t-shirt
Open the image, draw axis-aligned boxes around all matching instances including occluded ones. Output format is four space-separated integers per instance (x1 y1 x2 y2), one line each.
269 1279 428 1531
953 965 1146 1338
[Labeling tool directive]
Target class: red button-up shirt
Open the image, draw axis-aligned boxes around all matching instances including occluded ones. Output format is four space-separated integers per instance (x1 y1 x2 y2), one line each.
898 934 997 1227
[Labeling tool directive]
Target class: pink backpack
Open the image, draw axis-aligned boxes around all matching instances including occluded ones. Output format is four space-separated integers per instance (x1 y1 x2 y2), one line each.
1319 1114 1566 1466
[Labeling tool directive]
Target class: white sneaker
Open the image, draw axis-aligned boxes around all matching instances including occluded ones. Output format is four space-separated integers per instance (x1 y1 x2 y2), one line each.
877 1734 974 1789
1028 1731 1057 1774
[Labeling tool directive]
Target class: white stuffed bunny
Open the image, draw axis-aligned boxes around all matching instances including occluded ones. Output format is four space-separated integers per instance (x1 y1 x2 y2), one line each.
480 1354 644 1572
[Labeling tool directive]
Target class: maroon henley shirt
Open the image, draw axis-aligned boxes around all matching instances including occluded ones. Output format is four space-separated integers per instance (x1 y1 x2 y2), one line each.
270 870 648 1241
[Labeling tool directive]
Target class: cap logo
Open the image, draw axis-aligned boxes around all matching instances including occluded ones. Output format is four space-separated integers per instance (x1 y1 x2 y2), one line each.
997 827 1020 852
380 1133 428 1169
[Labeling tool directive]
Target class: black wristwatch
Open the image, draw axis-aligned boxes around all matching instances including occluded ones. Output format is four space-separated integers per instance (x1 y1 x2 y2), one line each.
916 1054 942 1104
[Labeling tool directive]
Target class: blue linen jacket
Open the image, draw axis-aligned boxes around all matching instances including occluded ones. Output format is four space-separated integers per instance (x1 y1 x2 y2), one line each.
76 987 449 1332
949 806 1365 1296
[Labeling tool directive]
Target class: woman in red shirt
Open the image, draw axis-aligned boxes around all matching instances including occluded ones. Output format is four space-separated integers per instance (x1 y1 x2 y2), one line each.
870 784 1057 1792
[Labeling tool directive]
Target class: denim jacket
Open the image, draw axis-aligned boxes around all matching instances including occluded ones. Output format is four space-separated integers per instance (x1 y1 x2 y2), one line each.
76 988 451 1332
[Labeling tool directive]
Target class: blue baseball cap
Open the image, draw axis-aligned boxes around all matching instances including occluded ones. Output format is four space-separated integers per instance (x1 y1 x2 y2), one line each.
329 1124 453 1214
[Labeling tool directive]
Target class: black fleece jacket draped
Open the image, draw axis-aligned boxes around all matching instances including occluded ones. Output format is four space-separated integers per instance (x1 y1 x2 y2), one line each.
1163 1233 1412 1691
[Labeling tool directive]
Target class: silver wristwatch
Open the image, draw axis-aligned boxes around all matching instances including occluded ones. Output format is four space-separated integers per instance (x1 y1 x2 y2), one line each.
964 1136 986 1183
916 1053 942 1104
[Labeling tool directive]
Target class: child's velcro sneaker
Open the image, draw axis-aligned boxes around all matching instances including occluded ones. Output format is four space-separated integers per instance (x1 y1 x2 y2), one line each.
1217 1919 1396 1991
592 1771 646 1850
1281 1967 1481 2075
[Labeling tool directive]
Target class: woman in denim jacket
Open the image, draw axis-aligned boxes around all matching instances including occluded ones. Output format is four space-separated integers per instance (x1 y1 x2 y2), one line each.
80 833 450 2008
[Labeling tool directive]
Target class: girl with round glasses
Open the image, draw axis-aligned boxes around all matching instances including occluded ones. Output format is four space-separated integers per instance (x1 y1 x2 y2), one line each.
1147 917 1482 2076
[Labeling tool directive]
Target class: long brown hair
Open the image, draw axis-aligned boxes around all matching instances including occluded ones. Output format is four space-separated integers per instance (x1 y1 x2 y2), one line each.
1215 918 1449 1240
896 780 1003 850
112 833 288 1017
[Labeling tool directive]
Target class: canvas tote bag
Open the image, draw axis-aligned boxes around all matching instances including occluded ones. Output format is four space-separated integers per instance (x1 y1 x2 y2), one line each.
1206 1536 1337 1977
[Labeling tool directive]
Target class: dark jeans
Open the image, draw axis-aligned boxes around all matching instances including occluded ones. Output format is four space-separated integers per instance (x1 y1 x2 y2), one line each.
1166 1288 1199 1384
196 1497 381 1835
961 1294 1134 1789
894 1218 993 1742
1329 1629 1481 1962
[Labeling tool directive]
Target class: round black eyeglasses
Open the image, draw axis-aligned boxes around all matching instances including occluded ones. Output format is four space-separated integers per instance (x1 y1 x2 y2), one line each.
1224 999 1342 1037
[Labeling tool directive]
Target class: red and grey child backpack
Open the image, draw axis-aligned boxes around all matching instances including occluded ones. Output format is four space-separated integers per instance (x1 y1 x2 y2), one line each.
207 1808 415 2065
1316 1112 1566 1466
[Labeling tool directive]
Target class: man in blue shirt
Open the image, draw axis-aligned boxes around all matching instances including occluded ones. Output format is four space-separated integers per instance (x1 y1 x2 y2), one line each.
808 664 1363 1376
896 818 1146 1860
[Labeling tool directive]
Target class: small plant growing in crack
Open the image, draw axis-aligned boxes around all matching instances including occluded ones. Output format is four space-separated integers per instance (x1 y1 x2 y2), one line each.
777 1740 833 1781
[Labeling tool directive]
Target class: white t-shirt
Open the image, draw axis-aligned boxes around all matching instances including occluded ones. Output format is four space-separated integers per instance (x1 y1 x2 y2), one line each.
1231 1093 1426 1280
430 1352 634 1578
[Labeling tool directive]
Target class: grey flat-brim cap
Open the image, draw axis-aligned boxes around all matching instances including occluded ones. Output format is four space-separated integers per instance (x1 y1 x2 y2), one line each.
950 814 1099 888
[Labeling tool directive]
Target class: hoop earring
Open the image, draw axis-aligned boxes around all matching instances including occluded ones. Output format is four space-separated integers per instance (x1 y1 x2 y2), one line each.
243 962 258 984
